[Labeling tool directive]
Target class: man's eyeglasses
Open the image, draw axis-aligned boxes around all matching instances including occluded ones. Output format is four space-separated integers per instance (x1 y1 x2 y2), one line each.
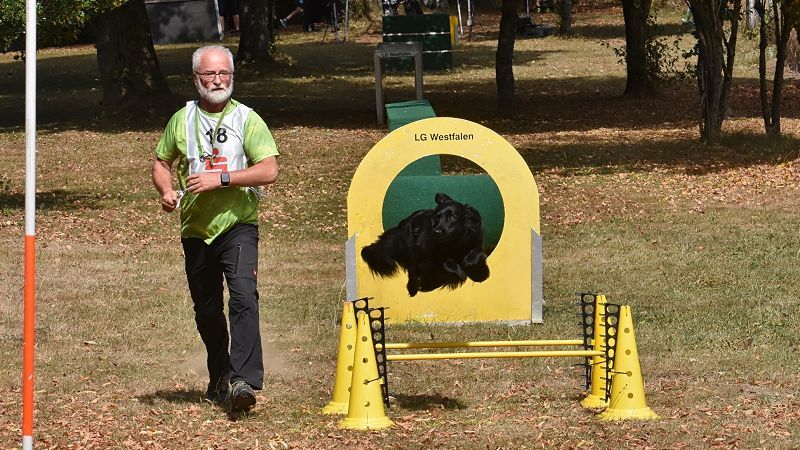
195 71 233 82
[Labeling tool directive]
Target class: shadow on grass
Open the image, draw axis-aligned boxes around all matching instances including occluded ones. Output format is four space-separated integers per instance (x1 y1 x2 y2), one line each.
137 388 207 405
0 42 554 131
226 409 259 422
0 190 105 211
136 388 257 421
517 132 800 176
571 22 690 40
392 393 468 410
3 37 800 176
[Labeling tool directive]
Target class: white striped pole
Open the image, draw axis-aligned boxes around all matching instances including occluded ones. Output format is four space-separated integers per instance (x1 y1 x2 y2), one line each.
22 0 37 448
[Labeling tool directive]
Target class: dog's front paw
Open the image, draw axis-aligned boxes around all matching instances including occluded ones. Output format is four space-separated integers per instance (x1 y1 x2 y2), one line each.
465 266 490 282
443 259 467 281
462 249 490 282
462 248 486 265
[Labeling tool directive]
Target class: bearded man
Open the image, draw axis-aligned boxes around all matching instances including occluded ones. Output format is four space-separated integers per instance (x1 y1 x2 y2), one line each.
151 45 279 413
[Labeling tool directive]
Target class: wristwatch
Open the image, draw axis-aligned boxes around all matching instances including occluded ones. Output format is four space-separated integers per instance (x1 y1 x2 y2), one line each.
220 172 230 187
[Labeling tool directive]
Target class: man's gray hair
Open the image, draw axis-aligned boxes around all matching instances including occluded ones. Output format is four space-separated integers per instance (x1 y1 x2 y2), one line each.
192 46 235 73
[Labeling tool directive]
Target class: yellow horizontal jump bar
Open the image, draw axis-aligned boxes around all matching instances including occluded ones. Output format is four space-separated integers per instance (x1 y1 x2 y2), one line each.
386 350 603 361
378 339 583 350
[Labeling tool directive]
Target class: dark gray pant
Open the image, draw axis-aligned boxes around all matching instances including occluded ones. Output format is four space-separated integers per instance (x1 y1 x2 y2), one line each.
182 223 263 390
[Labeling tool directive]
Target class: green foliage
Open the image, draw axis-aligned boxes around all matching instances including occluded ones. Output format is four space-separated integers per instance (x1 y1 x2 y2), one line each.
0 0 25 51
332 0 375 19
603 14 696 90
0 0 126 53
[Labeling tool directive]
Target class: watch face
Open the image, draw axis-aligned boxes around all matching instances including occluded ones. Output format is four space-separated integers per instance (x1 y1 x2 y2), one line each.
221 172 230 185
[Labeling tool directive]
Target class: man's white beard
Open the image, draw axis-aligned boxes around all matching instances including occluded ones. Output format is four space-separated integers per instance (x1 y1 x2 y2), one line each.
196 78 233 105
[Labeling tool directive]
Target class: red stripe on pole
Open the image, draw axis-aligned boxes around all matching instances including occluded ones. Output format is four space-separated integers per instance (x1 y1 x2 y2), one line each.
22 234 35 437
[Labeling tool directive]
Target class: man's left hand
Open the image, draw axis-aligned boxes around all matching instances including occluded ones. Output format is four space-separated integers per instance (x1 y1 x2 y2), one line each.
186 172 222 193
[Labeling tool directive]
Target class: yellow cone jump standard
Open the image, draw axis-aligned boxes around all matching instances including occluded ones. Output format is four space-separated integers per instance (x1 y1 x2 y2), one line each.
338 312 394 430
581 294 610 409
599 305 659 421
323 301 358 415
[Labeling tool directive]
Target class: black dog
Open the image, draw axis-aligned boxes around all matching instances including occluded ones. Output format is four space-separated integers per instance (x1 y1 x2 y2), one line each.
361 193 490 297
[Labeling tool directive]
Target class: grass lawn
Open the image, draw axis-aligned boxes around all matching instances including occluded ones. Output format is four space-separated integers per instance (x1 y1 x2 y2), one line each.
1 3 799 448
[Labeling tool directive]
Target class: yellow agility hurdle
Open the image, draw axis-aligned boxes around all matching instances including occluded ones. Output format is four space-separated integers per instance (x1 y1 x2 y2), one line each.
328 294 659 429
378 339 583 349
386 350 604 361
378 338 601 361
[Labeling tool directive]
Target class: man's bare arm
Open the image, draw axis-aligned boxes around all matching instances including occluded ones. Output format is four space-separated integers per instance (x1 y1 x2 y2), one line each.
185 156 279 194
152 158 179 212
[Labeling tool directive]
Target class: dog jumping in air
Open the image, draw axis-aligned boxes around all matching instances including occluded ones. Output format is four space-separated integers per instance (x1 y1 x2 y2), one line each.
360 193 491 297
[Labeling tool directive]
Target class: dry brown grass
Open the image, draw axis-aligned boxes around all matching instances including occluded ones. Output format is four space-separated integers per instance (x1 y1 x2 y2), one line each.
1 3 799 449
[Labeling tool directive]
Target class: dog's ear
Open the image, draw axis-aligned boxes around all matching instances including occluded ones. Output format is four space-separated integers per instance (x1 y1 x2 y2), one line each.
465 206 482 226
434 192 453 205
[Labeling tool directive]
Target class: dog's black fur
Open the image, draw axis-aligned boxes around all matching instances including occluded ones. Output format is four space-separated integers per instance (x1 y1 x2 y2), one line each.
361 193 491 297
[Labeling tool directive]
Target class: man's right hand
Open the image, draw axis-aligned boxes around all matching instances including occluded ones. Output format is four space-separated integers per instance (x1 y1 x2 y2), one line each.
152 158 178 212
161 190 179 212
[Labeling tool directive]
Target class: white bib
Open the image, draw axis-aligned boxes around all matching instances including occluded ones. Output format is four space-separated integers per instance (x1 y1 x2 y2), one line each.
185 100 252 176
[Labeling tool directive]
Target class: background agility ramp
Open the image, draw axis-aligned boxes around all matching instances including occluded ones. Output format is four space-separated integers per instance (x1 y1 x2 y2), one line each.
346 117 542 324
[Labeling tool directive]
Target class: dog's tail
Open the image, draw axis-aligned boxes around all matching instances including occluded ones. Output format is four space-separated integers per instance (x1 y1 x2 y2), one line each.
360 243 400 277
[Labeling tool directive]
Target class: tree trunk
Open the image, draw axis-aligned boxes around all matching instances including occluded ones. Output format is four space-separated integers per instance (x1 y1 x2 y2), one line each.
496 0 517 117
746 0 757 29
621 0 652 97
237 0 276 67
95 0 172 116
559 0 572 34
688 0 741 144
757 0 792 138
